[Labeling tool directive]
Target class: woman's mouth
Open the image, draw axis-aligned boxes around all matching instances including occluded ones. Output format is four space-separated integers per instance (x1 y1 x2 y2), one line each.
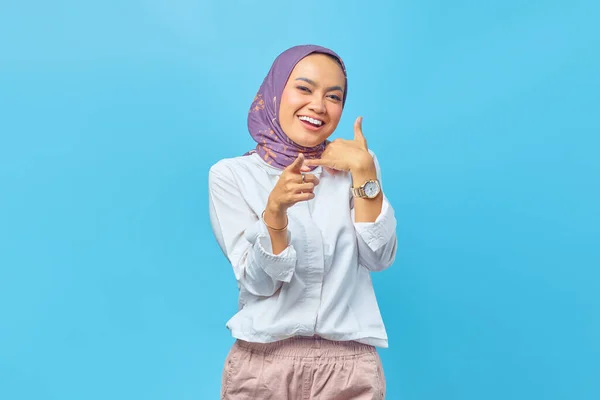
298 115 325 131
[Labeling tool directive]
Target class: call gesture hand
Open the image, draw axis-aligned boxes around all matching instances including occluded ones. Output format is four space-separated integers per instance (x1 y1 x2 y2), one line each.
304 117 374 174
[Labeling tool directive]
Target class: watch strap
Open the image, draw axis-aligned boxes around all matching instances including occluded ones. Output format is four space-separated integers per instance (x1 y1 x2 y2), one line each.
351 185 367 198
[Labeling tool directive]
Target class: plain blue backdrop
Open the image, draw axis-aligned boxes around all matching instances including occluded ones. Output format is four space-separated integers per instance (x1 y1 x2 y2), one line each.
1 0 598 399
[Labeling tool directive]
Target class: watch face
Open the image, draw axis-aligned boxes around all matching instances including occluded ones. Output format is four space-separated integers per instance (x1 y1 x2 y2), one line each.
364 180 380 198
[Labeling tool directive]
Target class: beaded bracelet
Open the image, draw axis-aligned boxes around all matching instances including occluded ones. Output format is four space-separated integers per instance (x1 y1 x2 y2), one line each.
261 210 288 231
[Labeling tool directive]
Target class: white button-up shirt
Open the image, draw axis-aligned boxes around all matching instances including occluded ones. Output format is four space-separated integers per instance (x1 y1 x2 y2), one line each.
208 151 397 348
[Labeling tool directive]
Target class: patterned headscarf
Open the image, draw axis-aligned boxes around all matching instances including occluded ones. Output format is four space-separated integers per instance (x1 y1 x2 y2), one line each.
246 45 347 170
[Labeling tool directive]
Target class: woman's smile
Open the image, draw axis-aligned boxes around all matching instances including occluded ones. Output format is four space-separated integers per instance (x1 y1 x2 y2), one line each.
297 115 326 131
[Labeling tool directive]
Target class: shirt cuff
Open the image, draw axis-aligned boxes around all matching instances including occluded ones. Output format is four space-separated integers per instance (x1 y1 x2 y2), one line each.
244 218 297 283
352 196 397 253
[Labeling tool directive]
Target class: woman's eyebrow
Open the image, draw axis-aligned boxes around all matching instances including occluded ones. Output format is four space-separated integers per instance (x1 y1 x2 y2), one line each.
295 77 344 93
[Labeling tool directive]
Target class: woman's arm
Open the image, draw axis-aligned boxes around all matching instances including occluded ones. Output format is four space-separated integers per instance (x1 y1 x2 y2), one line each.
208 162 298 296
351 151 398 272
302 116 398 272
262 153 317 255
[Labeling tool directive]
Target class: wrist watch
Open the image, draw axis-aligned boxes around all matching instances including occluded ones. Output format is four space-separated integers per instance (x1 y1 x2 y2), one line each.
351 179 381 199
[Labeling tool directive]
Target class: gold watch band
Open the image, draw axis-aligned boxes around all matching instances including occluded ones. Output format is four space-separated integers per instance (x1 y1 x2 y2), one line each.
351 186 367 198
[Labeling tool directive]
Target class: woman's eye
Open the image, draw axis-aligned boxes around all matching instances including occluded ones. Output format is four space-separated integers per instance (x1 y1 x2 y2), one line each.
329 95 342 101
297 86 311 92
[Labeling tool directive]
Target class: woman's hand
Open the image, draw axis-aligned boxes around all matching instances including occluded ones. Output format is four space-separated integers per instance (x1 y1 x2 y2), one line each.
304 117 375 174
265 154 320 227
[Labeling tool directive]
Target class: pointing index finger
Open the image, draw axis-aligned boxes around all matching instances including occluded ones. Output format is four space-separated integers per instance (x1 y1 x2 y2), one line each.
287 153 305 172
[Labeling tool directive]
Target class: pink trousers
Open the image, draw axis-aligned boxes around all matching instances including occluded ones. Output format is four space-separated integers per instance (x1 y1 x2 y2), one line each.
221 337 386 399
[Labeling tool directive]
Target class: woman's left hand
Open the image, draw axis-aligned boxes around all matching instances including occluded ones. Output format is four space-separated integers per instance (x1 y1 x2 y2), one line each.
304 116 375 174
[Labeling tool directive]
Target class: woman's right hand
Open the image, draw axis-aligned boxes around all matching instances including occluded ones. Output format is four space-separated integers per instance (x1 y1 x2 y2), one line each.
265 154 320 223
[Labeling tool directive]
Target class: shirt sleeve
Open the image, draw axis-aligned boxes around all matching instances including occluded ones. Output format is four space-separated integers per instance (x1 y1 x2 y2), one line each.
351 151 398 271
208 162 297 296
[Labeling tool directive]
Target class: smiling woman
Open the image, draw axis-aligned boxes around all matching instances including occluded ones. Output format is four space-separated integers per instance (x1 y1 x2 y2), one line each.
208 45 397 399
278 54 346 147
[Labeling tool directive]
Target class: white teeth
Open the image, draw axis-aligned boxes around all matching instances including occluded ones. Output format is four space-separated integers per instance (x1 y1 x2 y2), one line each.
299 116 323 126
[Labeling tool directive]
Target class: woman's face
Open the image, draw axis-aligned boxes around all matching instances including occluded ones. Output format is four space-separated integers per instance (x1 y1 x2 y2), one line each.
278 54 346 148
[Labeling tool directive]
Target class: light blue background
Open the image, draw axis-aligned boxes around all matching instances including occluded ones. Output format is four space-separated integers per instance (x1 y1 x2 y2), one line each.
1 0 598 399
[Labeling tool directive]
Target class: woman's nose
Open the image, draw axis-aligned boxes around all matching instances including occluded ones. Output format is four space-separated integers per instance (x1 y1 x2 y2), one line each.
308 98 326 114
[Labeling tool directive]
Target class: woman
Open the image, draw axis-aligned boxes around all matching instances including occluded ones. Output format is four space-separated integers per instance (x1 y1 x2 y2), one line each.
209 44 397 399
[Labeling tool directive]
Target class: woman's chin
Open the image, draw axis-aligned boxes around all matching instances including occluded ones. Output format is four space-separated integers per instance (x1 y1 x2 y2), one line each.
298 140 323 148
287 131 328 148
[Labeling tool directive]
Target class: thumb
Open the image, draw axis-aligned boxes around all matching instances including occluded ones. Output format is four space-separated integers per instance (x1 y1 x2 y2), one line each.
354 116 366 143
286 153 305 172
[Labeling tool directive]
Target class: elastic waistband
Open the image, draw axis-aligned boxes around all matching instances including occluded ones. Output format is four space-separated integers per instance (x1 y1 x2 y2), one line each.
235 336 376 359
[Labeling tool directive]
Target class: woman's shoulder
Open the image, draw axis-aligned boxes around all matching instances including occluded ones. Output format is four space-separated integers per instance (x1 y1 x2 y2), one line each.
209 153 272 184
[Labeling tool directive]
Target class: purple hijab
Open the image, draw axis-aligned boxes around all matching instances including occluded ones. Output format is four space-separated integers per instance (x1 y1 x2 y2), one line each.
246 45 347 170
